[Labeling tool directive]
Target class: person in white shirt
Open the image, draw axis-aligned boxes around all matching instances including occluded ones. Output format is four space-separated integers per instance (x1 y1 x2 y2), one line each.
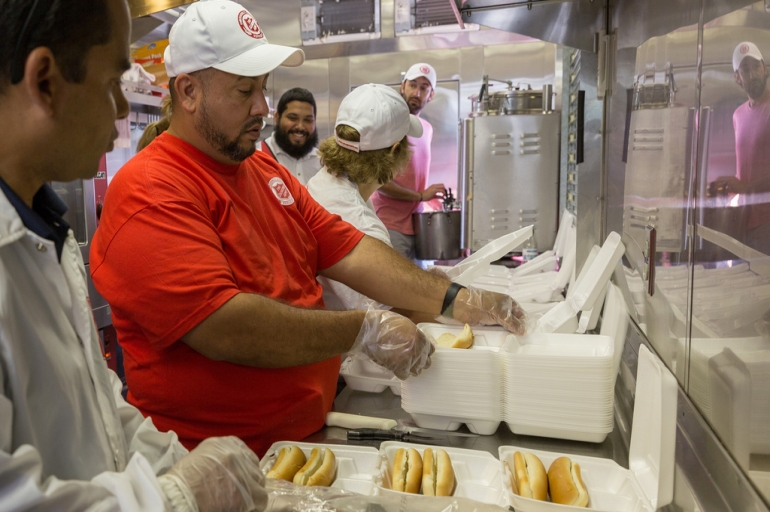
261 87 321 184
308 84 421 310
0 0 266 510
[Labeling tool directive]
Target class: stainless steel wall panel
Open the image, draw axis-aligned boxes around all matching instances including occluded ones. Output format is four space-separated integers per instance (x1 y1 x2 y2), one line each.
469 114 560 251
574 51 604 274
239 0 303 47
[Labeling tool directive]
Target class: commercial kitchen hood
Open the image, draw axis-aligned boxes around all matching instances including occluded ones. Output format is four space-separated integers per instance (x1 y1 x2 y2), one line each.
128 0 197 19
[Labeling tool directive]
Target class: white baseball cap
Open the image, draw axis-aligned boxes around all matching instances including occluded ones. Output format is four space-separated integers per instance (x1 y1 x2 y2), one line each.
403 63 437 90
335 84 423 153
733 41 764 72
164 0 304 78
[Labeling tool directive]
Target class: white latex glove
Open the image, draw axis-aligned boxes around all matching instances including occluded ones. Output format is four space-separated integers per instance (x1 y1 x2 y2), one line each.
159 436 267 512
448 286 530 335
348 304 435 380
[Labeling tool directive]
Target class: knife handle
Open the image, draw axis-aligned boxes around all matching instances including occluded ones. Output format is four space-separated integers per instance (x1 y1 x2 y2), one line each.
347 428 396 441
325 412 397 430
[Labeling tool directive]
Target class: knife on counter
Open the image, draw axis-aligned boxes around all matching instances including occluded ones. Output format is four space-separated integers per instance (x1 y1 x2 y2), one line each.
325 412 479 439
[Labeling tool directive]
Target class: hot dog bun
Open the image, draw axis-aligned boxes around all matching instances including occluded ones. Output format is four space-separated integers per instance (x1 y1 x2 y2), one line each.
392 447 423 493
266 445 306 481
548 456 589 507
293 447 336 487
512 451 547 501
436 324 474 349
422 448 455 496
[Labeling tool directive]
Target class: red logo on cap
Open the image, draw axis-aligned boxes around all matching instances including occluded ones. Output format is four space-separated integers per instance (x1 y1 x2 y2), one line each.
420 65 430 74
741 43 750 54
269 177 294 206
238 10 264 39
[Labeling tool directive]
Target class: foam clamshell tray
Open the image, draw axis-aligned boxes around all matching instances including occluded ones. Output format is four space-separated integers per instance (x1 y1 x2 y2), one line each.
261 441 507 507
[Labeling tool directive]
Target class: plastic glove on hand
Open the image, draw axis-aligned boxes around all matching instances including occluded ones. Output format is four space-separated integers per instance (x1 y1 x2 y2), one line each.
449 286 529 335
349 306 435 380
165 436 267 512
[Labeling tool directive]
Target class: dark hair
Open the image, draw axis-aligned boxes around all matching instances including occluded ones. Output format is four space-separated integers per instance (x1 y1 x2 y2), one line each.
0 0 112 92
276 88 316 117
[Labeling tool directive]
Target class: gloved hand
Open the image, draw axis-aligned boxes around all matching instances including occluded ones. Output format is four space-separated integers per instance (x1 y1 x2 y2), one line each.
448 286 529 335
159 436 267 512
349 305 435 380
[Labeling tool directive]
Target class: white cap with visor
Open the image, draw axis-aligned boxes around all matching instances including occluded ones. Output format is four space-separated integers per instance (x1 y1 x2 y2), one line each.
164 0 304 78
403 63 437 90
733 41 764 72
335 84 423 153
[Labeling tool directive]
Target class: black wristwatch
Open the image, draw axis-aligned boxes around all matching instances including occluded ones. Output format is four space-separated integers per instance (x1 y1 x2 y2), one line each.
441 282 466 317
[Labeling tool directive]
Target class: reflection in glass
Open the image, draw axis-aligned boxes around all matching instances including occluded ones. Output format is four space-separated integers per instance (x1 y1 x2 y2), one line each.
695 3 770 502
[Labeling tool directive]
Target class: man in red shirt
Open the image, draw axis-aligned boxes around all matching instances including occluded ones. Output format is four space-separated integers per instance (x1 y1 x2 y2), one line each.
91 0 527 457
372 63 446 260
714 42 770 254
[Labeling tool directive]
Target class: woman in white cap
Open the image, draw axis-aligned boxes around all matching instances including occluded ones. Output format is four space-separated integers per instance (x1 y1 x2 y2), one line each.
308 84 423 310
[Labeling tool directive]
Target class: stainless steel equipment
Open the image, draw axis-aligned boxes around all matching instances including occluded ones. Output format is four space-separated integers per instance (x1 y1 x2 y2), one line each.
413 210 462 260
461 87 560 252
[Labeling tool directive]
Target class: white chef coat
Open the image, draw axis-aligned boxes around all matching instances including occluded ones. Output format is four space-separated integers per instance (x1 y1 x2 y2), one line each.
0 189 188 510
261 135 321 185
307 167 392 310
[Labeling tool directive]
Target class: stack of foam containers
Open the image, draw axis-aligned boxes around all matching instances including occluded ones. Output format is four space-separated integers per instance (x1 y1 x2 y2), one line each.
501 333 616 443
400 323 509 434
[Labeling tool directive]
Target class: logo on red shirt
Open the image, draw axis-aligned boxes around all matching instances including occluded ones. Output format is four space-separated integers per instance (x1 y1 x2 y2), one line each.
269 177 294 206
741 43 750 54
420 65 431 74
238 10 264 39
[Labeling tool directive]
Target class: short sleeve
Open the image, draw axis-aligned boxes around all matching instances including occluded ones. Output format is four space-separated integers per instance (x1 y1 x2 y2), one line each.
91 200 240 349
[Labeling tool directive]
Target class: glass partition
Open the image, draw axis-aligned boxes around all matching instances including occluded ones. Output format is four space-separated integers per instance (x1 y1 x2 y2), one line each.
693 2 770 501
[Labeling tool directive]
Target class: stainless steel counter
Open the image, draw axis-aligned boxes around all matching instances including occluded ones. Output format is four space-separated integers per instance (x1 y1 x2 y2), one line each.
302 386 629 468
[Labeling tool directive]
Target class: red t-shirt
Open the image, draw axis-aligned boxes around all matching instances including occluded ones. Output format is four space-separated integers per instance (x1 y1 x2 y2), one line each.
90 133 364 456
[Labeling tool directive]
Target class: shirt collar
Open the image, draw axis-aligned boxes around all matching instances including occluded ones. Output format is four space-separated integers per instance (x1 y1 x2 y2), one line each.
0 176 70 261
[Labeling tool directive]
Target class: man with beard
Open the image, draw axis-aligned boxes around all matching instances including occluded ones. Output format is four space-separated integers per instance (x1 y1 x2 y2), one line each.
713 42 770 254
91 0 528 457
261 88 321 185
371 63 446 260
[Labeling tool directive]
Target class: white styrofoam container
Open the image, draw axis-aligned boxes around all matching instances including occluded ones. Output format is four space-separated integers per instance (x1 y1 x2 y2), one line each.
499 345 677 511
502 333 614 360
534 301 579 334
552 210 576 258
569 232 625 311
261 441 380 495
447 226 533 286
599 284 630 382
340 358 401 395
374 441 506 506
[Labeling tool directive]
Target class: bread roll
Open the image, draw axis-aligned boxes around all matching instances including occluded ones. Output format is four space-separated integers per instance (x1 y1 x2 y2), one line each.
422 448 455 496
548 456 589 507
436 324 474 349
266 445 307 481
510 451 547 501
392 447 422 493
293 447 336 486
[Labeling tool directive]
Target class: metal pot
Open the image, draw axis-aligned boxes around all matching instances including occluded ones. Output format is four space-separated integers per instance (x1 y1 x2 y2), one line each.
502 90 543 114
413 210 462 260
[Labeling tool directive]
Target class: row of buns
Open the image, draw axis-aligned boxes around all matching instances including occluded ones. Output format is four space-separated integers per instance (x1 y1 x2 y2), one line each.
392 447 455 496
508 451 589 507
266 445 336 487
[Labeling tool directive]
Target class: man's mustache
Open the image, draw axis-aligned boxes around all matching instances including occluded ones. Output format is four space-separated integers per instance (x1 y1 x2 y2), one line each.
243 117 264 131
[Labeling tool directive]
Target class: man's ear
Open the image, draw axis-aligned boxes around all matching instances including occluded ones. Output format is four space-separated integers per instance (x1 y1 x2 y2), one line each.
400 81 406 95
22 47 61 117
735 71 742 86
427 88 435 103
173 73 203 114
